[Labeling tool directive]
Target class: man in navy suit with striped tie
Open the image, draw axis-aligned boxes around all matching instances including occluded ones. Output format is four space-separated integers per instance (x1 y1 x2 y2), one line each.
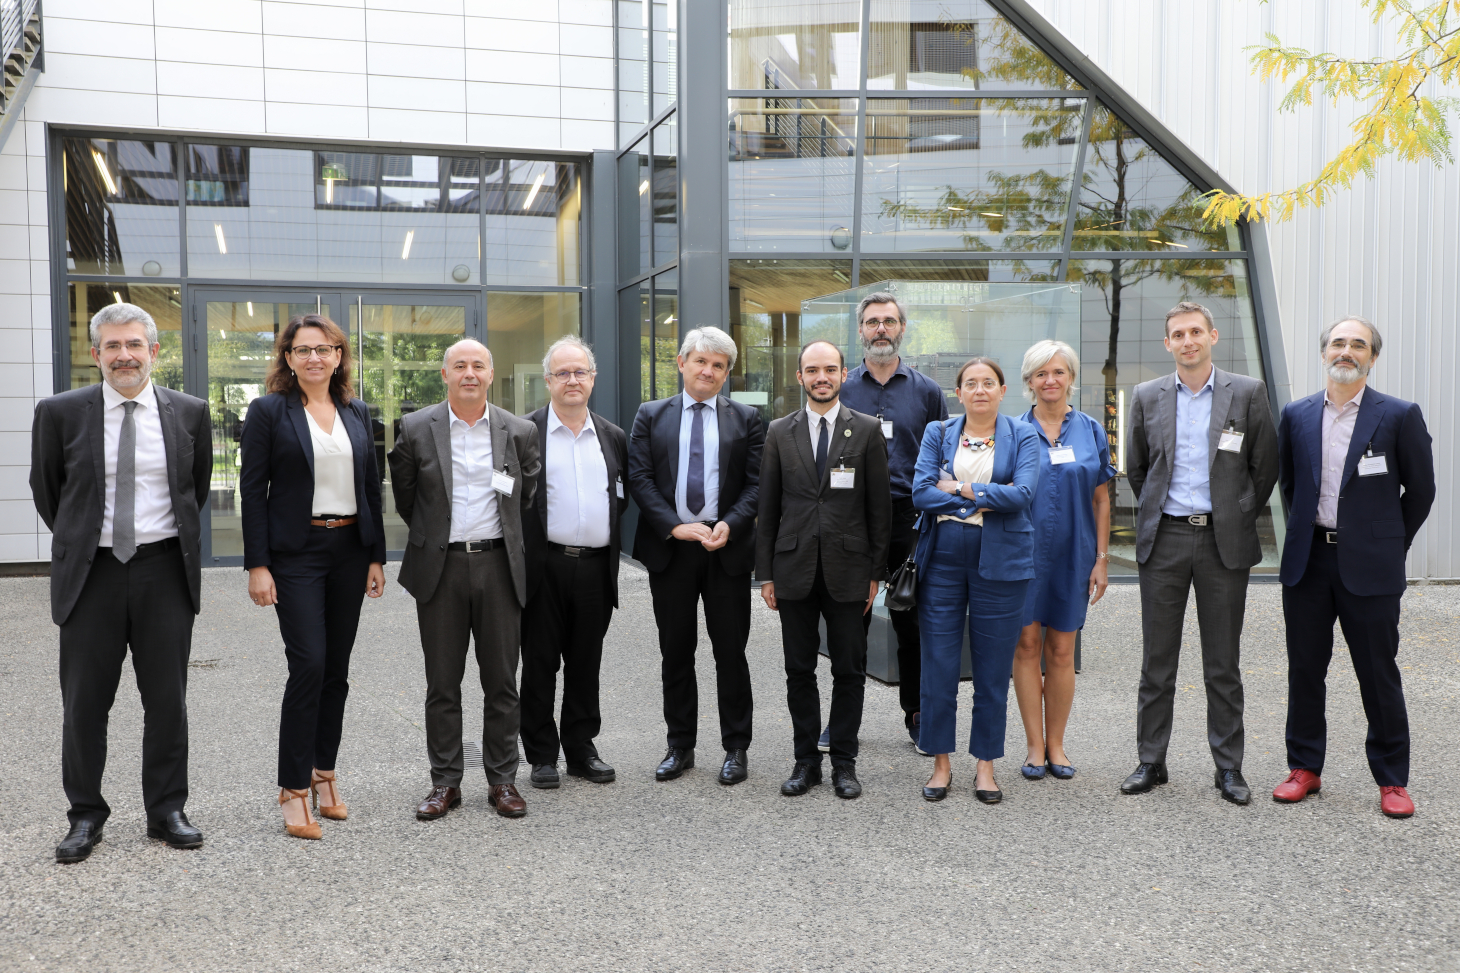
1272 316 1434 818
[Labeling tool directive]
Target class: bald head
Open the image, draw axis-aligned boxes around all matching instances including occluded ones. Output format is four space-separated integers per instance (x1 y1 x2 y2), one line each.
441 338 494 422
443 338 492 369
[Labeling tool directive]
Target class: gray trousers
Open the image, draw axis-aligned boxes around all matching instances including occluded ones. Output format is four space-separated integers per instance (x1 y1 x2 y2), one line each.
416 548 521 786
1136 520 1249 770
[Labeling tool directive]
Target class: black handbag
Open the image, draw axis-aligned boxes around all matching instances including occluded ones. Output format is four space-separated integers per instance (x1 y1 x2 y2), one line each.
884 554 918 611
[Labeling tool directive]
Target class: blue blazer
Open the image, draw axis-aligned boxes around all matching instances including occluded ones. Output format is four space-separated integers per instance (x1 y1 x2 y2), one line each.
239 390 387 569
1277 387 1434 596
912 413 1040 581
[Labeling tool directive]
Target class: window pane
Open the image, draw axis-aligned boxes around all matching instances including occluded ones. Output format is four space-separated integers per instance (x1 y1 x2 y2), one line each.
629 278 652 402
485 159 581 286
67 283 183 391
867 0 1080 91
860 97 1083 253
185 148 482 284
63 138 179 277
653 0 677 112
1068 257 1275 574
485 291 581 416
653 268 679 400
729 97 858 253
619 0 649 145
652 115 678 268
1072 102 1237 253
858 258 1059 284
729 0 861 90
618 137 653 281
727 258 852 423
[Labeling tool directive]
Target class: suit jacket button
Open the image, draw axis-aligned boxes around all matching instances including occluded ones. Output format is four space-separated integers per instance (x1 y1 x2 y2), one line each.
439 544 446 550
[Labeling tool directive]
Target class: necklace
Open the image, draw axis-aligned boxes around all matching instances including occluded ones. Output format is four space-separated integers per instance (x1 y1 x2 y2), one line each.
961 435 995 451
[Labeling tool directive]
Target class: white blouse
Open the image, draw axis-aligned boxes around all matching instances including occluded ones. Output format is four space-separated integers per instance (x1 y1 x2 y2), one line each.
305 407 357 517
937 439 995 527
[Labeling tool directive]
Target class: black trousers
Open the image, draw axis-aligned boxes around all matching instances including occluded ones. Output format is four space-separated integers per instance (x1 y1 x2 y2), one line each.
1283 531 1410 786
648 539 753 752
60 542 194 827
520 549 613 766
865 496 921 725
270 524 371 790
779 562 867 766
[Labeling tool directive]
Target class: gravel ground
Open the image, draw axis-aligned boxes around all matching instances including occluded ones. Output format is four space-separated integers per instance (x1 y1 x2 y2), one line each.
1 561 1457 972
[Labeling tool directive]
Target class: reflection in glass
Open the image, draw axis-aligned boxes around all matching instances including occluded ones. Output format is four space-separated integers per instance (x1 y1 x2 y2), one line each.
203 300 314 558
485 291 581 416
63 138 179 277
618 139 653 281
632 278 652 402
185 144 249 205
653 0 677 113
1067 257 1275 573
653 269 679 400
484 159 581 286
619 0 649 144
858 258 1058 283
67 283 183 391
652 115 678 269
867 0 1080 91
729 0 861 90
1072 102 1236 253
727 259 852 423
729 98 858 252
861 97 1083 252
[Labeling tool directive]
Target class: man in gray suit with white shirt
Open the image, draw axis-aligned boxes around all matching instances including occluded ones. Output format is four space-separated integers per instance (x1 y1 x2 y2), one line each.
389 339 540 820
1120 302 1278 805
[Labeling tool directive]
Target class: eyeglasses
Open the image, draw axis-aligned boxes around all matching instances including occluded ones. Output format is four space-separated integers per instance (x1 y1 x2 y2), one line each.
290 345 339 359
862 318 901 330
961 379 1002 391
550 369 593 383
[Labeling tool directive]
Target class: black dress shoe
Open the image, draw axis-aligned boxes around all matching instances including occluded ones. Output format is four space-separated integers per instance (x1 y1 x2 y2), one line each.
719 749 749 785
922 774 950 802
56 821 103 864
529 763 560 789
1215 768 1252 805
1120 762 1169 794
974 785 1003 804
147 811 203 849
781 759 823 796
566 756 616 784
831 764 862 799
655 747 694 781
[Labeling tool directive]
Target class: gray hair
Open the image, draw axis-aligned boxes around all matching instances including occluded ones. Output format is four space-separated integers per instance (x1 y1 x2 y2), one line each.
442 338 493 368
1164 301 1214 337
678 326 738 369
541 334 598 376
1020 339 1080 401
1319 315 1382 359
856 291 907 326
89 302 158 348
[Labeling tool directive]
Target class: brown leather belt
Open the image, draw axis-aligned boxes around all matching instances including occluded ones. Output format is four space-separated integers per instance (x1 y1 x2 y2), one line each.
310 516 358 528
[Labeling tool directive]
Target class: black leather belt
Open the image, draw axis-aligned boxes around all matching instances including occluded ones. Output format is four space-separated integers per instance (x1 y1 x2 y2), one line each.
1161 513 1212 527
99 536 180 559
548 542 609 558
448 538 504 553
1314 525 1338 545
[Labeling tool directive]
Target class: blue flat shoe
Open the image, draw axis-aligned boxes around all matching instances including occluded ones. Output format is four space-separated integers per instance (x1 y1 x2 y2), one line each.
1020 761 1047 780
1046 757 1076 780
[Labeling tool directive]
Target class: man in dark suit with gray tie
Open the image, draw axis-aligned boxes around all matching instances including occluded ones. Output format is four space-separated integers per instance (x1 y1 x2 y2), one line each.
757 340 890 800
30 303 212 863
1271 316 1434 818
628 326 765 786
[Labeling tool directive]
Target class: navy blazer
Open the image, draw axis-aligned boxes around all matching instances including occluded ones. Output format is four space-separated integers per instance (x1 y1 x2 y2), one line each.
912 413 1040 581
239 390 387 569
1278 387 1434 596
627 393 765 576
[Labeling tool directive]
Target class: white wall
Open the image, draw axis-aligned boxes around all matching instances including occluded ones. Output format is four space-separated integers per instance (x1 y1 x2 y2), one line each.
0 0 615 562
1028 0 1460 579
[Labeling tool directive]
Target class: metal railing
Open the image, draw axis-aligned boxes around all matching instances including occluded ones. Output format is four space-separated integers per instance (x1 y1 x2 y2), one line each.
0 0 37 66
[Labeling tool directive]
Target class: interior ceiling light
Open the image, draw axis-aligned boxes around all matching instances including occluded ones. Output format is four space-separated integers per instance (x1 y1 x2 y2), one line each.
247 302 254 316
213 224 228 254
980 212 1002 218
112 291 123 305
523 171 546 210
946 206 965 212
639 180 650 195
92 151 118 195
401 230 415 259
1161 240 1188 248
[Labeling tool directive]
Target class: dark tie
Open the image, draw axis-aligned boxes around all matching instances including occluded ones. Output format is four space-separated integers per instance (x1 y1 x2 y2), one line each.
815 415 829 482
114 400 138 563
687 401 706 515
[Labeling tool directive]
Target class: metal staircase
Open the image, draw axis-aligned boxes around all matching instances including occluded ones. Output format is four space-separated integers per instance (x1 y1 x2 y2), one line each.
0 0 41 153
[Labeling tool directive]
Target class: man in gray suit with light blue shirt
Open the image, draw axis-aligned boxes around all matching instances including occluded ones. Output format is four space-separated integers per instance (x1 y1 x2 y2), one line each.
1120 302 1279 805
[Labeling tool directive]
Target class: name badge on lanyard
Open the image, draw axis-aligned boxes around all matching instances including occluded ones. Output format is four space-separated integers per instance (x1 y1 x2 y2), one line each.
880 419 894 440
830 466 855 489
491 469 515 496
1049 443 1076 465
1358 443 1387 476
1218 426 1244 453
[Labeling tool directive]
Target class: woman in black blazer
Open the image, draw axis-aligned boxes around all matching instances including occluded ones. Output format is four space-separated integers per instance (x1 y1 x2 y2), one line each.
240 314 386 840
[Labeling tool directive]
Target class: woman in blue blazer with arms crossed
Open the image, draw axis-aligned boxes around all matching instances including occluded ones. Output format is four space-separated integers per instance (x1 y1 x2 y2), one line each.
912 357 1039 805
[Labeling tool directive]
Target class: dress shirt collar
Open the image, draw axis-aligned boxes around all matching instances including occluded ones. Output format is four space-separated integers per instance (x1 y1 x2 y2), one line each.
682 392 720 414
853 358 914 385
547 406 596 438
448 403 490 429
1176 368 1216 397
805 401 843 426
1323 384 1366 412
101 378 157 412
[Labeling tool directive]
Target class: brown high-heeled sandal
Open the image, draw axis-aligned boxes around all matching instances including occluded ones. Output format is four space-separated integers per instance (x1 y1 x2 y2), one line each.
310 769 348 821
279 787 322 840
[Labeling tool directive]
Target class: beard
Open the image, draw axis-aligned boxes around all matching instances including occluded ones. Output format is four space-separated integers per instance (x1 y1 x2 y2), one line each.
106 357 153 389
806 382 838 402
862 331 902 363
1325 356 1369 384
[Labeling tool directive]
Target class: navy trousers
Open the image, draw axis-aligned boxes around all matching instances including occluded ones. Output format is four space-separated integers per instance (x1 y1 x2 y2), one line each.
917 522 1029 760
1283 531 1409 786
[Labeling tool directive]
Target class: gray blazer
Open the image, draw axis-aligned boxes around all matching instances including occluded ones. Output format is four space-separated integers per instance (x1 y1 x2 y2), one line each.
1126 366 1279 570
387 400 541 607
30 383 212 626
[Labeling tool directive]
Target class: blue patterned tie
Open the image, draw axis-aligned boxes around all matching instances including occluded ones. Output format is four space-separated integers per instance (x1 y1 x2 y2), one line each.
687 402 706 516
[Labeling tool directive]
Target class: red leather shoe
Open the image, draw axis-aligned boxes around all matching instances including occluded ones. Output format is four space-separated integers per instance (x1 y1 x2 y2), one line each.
1272 769 1322 803
1380 786 1414 818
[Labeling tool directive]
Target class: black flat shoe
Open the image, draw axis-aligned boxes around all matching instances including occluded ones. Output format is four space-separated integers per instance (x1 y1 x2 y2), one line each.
974 787 1003 804
147 811 203 849
922 773 950 802
781 759 822 796
1214 768 1252 805
566 756 616 784
529 763 560 789
831 764 862 799
655 747 694 781
55 821 102 864
719 749 749 786
1120 762 1168 794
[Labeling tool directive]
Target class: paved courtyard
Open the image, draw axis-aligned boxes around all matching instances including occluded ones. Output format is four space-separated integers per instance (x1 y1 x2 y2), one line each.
1 562 1458 972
